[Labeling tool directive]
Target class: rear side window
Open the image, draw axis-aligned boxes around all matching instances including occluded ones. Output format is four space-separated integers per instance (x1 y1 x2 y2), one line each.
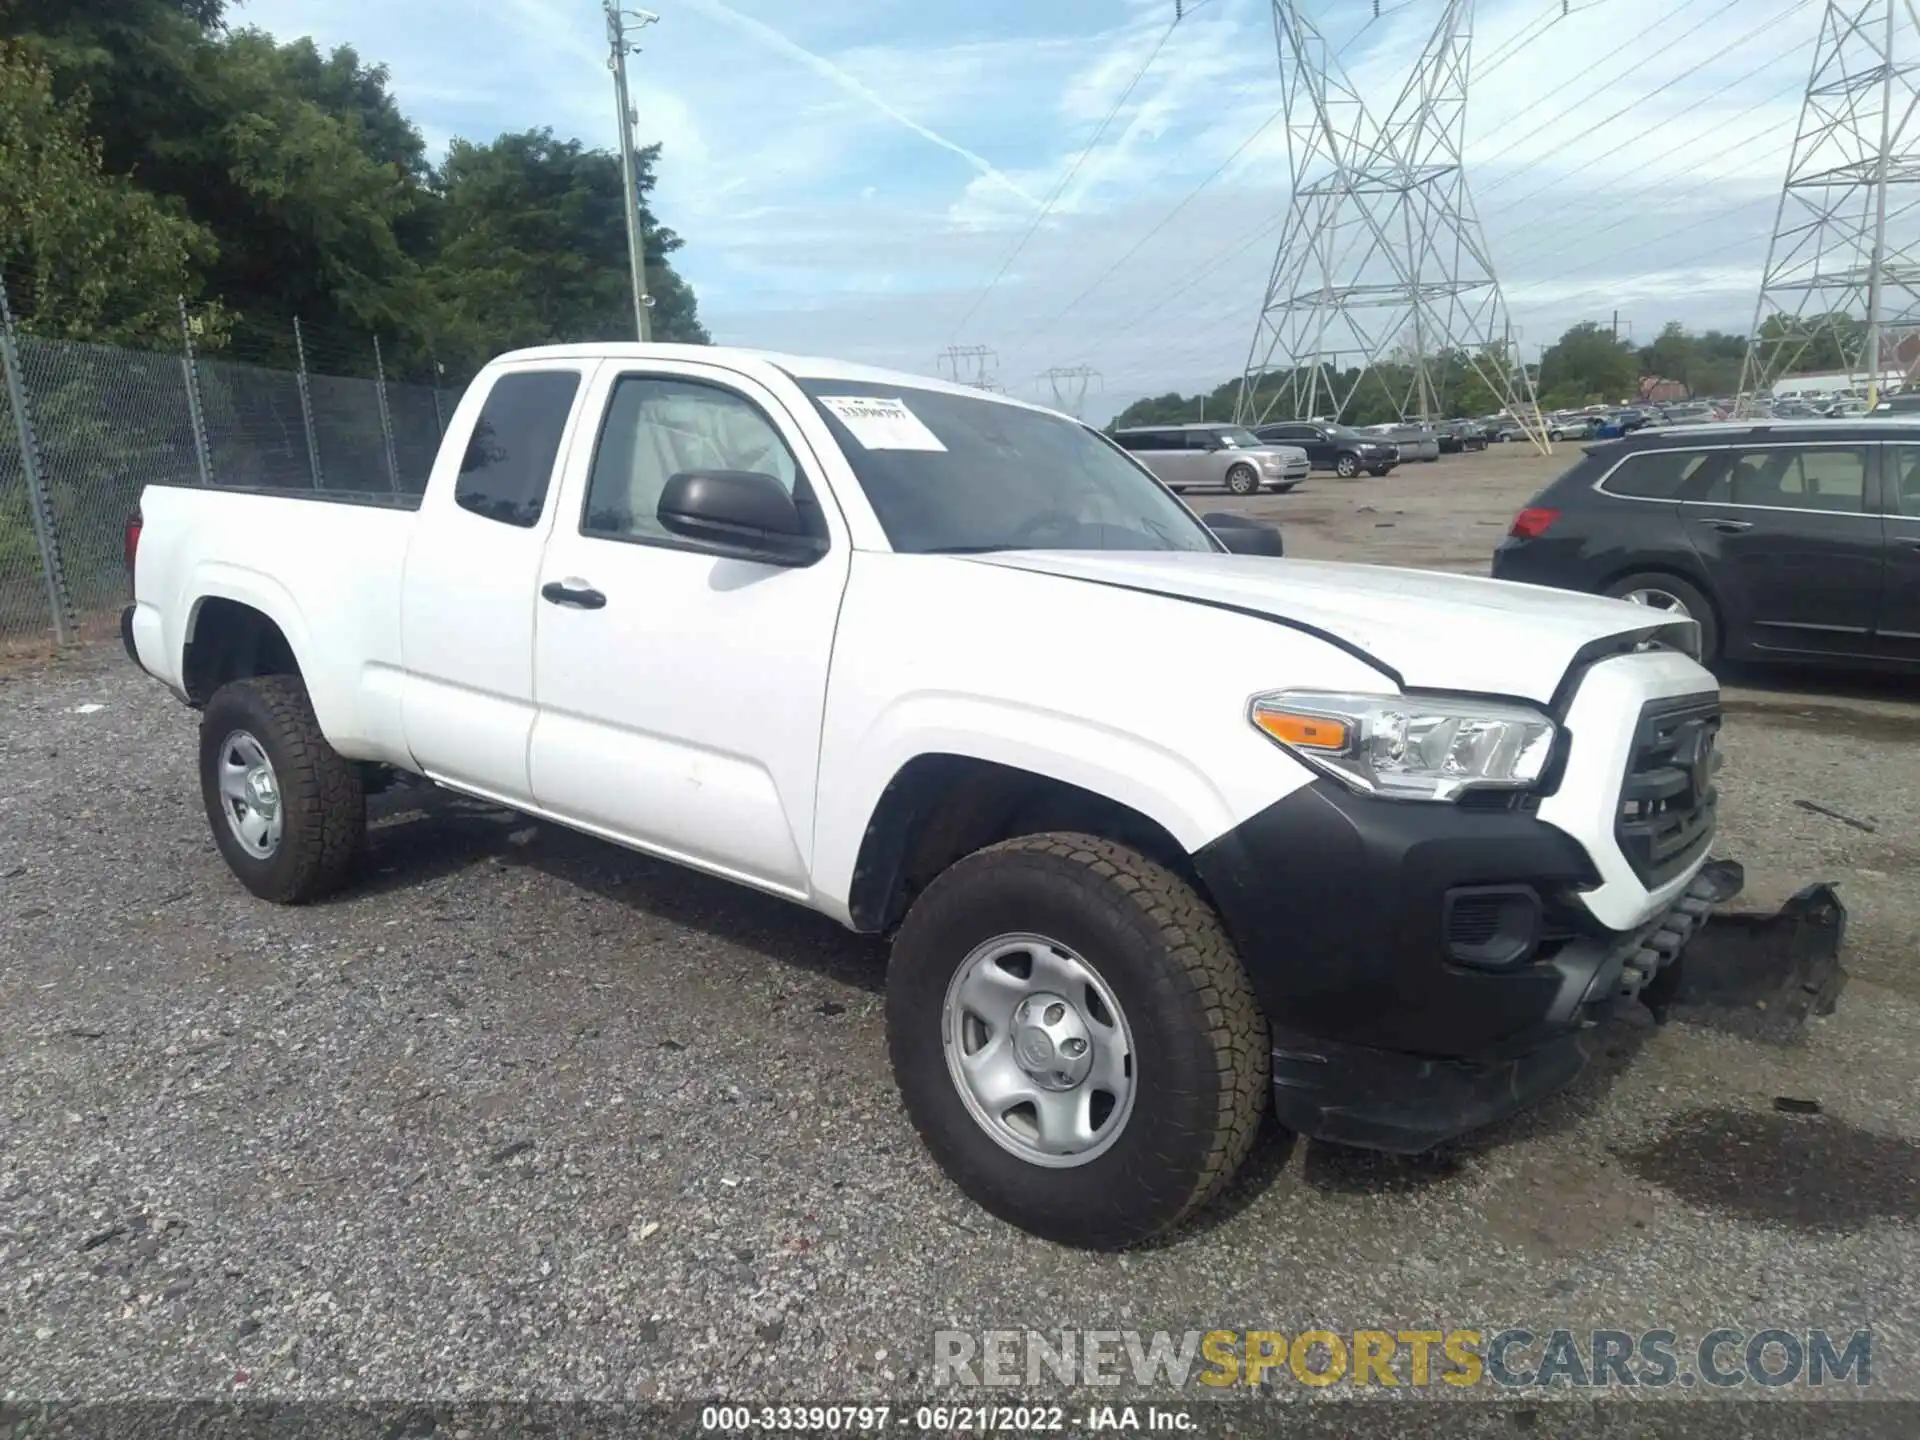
1893 445 1920 515
1597 448 1721 499
454 370 582 527
1705 446 1867 512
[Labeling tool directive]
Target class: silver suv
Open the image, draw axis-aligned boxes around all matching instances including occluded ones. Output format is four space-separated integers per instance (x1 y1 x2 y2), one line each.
1112 423 1311 495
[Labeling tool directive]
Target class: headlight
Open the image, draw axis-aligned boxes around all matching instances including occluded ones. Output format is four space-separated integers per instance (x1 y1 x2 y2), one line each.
1259 455 1282 471
1248 689 1557 802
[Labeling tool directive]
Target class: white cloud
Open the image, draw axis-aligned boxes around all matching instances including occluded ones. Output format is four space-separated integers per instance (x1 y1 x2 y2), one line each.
228 0 1872 420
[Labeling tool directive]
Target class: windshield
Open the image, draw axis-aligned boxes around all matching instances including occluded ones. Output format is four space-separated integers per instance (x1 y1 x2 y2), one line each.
1325 424 1363 438
797 379 1220 555
1215 427 1265 449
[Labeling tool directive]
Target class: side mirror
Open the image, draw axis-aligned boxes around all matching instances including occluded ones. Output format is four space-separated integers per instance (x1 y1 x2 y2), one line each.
1201 512 1284 557
658 470 827 567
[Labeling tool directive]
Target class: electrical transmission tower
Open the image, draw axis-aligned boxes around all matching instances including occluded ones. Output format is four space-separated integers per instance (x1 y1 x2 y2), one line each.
1234 0 1544 444
1737 0 1920 409
937 345 1002 391
1038 365 1103 417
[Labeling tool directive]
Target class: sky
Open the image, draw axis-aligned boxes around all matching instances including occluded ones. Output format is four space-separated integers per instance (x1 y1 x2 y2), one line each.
231 0 1826 418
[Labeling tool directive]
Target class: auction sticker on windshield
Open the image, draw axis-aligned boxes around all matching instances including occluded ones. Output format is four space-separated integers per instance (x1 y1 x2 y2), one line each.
816 396 948 452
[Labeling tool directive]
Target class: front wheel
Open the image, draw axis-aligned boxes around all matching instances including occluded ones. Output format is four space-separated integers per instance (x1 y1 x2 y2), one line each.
199 675 366 903
1604 571 1721 664
1334 452 1361 478
1368 466 1391 477
1225 463 1259 496
887 834 1270 1249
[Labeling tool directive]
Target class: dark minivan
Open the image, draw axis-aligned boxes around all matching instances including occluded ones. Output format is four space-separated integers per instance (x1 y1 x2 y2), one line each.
1491 420 1920 668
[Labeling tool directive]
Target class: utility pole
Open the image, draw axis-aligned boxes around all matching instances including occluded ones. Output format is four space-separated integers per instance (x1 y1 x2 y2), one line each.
606 1 661 343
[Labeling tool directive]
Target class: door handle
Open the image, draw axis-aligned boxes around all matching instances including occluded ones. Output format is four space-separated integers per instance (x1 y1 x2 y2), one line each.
541 579 606 610
1696 518 1753 534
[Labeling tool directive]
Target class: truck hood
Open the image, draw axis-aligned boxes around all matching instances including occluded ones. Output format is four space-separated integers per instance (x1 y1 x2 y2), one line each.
970 551 1695 705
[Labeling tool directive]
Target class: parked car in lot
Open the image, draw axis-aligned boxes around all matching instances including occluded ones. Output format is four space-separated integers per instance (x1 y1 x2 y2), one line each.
1251 419 1398 476
1111 423 1309 495
1361 421 1440 463
122 341 1739 1249
1492 418 1920 669
1438 419 1487 453
1546 415 1595 442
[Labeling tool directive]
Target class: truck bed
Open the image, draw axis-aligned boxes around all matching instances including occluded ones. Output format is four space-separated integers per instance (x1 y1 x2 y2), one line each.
128 482 418 765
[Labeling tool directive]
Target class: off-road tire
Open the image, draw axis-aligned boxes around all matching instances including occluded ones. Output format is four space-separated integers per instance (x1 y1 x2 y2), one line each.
887 833 1270 1249
1225 463 1259 496
199 675 366 904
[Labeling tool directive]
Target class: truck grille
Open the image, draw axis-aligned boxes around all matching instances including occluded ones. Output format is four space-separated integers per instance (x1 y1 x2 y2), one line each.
1615 694 1720 887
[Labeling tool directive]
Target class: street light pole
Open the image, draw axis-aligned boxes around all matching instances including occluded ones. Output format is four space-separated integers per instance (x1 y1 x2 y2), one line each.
606 2 660 343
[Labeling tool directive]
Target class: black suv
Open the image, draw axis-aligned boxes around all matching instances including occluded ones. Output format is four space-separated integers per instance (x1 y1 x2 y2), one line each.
1252 421 1398 477
1491 420 1920 668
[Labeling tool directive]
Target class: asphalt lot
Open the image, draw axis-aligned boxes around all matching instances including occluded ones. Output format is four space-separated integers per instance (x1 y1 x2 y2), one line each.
2 445 1917 1414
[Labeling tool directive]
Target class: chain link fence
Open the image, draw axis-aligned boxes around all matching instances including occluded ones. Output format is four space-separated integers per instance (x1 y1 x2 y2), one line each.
0 283 460 651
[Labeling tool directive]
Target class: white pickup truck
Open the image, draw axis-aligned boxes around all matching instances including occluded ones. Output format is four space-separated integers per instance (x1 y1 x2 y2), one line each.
123 343 1739 1248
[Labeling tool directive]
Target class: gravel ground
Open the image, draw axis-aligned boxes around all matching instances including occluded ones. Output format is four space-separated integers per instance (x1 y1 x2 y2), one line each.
2 451 1917 1419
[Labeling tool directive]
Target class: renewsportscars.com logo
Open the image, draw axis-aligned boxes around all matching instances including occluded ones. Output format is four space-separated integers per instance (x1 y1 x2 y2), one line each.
933 1327 1874 1390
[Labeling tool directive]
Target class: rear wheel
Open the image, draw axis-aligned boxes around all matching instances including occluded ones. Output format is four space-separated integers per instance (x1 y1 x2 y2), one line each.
1335 452 1361 478
199 675 365 903
1225 463 1259 496
1604 571 1720 664
887 834 1270 1249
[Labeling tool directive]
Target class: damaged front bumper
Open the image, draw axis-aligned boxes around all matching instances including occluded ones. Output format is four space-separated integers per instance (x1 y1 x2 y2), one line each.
1268 861 1849 1154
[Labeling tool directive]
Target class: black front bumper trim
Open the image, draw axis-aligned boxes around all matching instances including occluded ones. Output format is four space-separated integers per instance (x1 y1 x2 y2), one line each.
1270 1023 1592 1154
1267 859 1746 1153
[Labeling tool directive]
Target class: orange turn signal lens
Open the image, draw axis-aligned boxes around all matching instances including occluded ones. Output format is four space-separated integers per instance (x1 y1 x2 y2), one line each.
1252 708 1350 751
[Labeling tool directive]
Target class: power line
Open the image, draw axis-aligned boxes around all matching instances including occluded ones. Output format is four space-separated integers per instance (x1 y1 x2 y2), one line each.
1477 44 1815 233
1474 0 1752 172
946 4 1197 344
1002 0 1426 358
1011 105 1287 350
1494 111 1800 273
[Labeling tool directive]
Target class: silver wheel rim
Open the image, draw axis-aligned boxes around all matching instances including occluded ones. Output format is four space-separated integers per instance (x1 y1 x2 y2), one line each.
1228 466 1255 494
1622 587 1692 620
942 932 1136 1168
215 729 283 859
1337 456 1357 475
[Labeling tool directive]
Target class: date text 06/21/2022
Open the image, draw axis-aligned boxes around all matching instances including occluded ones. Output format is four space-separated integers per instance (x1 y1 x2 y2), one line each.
698 1405 1193 1433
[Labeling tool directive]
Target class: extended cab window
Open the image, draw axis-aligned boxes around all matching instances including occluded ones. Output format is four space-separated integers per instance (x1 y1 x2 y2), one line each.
582 375 820 544
454 370 581 527
1705 447 1867 512
1599 448 1722 499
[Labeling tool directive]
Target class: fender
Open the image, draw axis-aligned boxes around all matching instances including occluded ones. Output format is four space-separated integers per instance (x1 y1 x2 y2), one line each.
809 689 1311 925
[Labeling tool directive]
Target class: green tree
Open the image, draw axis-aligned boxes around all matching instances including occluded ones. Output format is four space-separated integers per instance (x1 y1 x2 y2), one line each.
426 129 708 374
0 43 215 345
5 3 709 375
1538 321 1639 407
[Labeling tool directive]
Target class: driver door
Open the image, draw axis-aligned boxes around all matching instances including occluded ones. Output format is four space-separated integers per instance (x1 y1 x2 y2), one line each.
527 362 851 897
